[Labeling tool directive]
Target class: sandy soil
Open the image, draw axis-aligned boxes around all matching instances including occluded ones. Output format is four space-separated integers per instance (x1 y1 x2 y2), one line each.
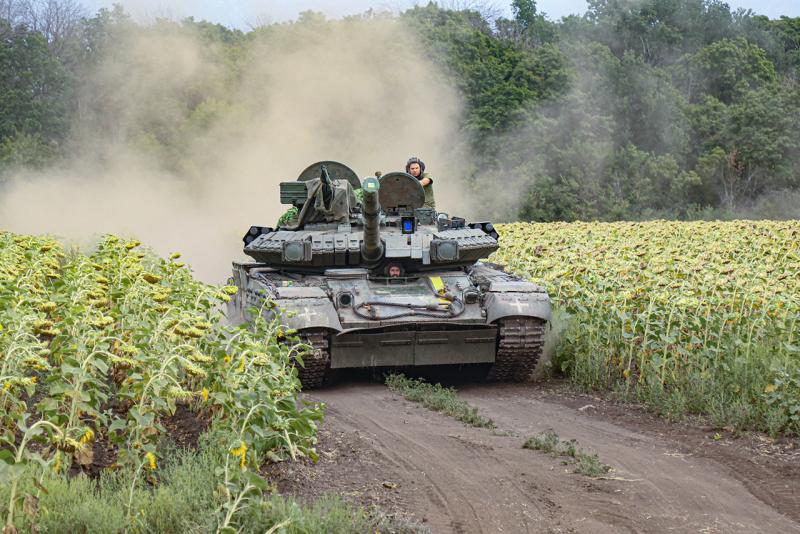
269 378 799 534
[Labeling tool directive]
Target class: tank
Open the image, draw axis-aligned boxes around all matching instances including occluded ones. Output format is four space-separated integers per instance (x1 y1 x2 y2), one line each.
227 161 551 388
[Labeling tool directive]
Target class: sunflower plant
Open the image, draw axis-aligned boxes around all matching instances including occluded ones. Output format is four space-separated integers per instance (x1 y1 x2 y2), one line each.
0 232 323 532
494 220 800 434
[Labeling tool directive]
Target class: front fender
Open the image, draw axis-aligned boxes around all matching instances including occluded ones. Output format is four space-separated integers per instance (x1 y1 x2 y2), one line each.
484 291 551 324
272 297 343 332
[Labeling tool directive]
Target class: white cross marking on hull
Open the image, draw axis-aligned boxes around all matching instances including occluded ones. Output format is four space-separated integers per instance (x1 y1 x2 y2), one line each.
297 307 314 322
508 298 528 313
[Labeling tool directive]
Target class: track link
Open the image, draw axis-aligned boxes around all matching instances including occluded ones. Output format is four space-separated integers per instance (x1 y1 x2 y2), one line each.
295 329 330 389
487 317 546 382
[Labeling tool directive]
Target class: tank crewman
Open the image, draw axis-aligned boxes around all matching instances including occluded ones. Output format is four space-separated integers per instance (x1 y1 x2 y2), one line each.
387 263 403 278
405 156 436 209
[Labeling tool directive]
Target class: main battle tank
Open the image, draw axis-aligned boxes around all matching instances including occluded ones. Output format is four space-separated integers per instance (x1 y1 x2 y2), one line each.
227 161 551 388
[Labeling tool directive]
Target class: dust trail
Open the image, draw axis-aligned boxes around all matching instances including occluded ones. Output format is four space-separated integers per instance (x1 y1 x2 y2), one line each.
0 15 469 282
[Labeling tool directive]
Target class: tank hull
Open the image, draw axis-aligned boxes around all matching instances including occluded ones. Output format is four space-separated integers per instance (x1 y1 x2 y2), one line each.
228 261 551 387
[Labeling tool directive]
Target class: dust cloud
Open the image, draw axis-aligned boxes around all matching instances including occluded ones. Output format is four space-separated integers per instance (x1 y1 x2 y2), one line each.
0 15 469 282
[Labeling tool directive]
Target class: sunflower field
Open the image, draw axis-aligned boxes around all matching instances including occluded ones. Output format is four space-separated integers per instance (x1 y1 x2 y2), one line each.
494 221 800 436
0 232 323 532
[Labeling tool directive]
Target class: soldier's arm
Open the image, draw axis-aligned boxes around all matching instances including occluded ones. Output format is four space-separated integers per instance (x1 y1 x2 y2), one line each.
419 173 433 187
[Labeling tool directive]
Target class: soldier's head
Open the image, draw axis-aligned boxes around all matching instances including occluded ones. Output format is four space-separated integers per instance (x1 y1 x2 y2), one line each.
405 156 425 178
387 263 402 278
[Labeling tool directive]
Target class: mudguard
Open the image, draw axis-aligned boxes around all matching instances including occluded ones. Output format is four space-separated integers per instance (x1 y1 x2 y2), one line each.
484 282 551 324
270 286 343 332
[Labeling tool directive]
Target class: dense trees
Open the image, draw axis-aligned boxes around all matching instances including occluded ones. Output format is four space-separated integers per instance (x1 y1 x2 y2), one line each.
0 18 68 167
0 1 798 220
414 0 800 219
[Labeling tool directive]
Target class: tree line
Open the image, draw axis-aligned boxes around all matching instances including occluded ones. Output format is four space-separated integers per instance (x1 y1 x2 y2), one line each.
1 0 799 221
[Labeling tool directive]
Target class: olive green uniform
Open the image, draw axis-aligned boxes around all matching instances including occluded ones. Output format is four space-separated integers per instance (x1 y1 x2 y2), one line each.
419 172 436 209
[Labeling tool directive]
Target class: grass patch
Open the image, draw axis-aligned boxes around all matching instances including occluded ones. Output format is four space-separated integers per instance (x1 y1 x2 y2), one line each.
0 435 425 534
385 374 495 429
523 430 611 477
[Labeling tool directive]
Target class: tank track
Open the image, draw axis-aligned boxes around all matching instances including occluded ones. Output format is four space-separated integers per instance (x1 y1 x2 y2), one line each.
487 317 546 382
295 329 330 389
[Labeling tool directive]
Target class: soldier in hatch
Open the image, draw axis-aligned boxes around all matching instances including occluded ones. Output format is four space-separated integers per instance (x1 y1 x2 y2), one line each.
387 263 403 278
405 156 436 209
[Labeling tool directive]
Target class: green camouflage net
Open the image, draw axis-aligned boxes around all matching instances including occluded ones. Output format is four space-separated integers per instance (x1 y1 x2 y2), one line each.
276 206 298 227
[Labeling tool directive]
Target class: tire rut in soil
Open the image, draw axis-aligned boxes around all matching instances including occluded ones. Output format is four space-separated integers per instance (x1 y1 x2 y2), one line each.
315 386 568 534
316 383 800 533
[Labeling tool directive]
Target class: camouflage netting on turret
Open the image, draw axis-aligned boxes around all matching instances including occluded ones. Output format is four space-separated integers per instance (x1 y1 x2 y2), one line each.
277 187 364 228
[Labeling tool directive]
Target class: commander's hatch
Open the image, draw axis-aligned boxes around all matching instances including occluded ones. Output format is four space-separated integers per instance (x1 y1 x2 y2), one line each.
282 161 361 209
297 160 361 190
378 172 425 213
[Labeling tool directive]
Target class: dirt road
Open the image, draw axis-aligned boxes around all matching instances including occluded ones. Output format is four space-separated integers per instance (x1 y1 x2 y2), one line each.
273 380 799 533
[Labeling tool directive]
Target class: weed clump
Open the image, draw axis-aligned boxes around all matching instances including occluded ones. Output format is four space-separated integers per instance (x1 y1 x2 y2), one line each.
385 374 495 429
523 430 611 477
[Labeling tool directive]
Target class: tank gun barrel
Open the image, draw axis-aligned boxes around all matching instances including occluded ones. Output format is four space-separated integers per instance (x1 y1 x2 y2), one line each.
361 177 383 262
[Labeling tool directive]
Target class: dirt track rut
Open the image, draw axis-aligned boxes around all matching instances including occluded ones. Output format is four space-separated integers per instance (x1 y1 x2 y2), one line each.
303 382 799 534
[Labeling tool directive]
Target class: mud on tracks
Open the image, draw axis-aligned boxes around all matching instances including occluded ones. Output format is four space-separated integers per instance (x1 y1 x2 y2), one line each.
271 381 799 534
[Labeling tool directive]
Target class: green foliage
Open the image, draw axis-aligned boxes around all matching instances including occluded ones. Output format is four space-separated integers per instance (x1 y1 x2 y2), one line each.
687 85 800 208
277 207 298 228
677 37 778 103
522 430 611 477
0 231 323 531
0 133 57 171
495 220 800 436
402 5 568 140
512 0 538 29
0 437 423 534
522 429 561 454
385 373 495 428
0 20 69 171
763 367 800 436
1 2 799 219
582 0 739 64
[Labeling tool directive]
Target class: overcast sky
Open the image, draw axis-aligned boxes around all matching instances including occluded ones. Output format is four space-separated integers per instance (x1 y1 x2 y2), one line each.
80 1 800 28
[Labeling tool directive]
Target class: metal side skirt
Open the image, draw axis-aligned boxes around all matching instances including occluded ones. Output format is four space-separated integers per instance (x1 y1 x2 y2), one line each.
330 327 497 368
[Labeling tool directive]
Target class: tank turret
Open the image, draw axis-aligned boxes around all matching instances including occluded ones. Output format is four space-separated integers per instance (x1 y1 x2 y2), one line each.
242 162 500 274
229 161 551 389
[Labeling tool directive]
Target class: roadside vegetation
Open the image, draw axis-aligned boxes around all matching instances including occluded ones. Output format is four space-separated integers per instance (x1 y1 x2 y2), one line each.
495 220 800 437
523 430 611 477
385 374 495 429
0 231 402 533
0 438 420 534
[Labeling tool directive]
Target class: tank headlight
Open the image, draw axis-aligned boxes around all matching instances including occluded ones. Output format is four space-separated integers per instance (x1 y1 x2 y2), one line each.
337 292 353 307
433 240 459 261
282 241 310 262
